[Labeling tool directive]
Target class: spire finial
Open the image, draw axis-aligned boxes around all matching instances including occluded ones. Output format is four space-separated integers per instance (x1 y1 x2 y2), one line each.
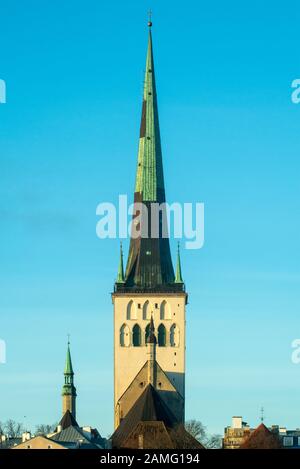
64 338 74 375
148 9 152 28
260 406 264 423
116 242 125 284
174 242 184 284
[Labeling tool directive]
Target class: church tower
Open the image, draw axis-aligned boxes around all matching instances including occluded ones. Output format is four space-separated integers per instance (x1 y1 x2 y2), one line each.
112 22 187 428
62 340 77 419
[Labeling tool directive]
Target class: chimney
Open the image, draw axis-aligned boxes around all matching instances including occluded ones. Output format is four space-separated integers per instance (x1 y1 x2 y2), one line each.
82 426 92 434
22 432 31 443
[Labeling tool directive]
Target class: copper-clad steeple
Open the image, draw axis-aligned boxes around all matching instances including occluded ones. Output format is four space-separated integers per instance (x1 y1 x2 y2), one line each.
116 24 183 292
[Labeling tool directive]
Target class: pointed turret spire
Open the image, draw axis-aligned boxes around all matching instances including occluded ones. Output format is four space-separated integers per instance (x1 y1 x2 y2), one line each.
64 339 74 375
116 242 125 284
147 315 157 386
116 23 182 292
146 314 157 344
174 243 184 284
62 338 77 419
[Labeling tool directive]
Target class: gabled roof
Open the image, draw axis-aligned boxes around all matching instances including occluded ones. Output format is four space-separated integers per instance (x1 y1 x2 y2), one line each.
59 409 79 430
112 384 179 448
117 358 184 404
51 425 102 449
11 435 67 450
239 423 282 449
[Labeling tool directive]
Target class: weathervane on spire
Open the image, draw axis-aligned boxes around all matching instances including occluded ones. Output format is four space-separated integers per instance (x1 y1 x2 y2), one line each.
67 333 70 346
260 406 264 422
148 9 152 27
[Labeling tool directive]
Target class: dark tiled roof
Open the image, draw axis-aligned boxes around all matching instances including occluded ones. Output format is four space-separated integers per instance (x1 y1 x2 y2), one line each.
50 426 101 449
112 384 179 448
59 410 79 430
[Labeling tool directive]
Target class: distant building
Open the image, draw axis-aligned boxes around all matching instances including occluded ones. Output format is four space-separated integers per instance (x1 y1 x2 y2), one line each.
223 417 300 449
223 416 252 449
49 422 104 449
270 426 300 449
1 435 22 449
12 414 105 450
12 435 66 450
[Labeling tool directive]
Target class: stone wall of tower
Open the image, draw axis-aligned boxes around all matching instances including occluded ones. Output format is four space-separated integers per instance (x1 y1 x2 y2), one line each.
62 394 76 419
114 360 184 428
113 292 186 429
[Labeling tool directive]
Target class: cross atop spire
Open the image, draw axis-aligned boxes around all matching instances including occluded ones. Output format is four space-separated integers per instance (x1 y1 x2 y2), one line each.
148 9 152 28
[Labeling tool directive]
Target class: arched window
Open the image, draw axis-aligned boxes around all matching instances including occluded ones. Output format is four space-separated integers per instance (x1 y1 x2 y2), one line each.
143 300 152 320
160 300 171 320
120 324 130 347
145 323 151 344
132 324 141 347
170 324 180 347
158 324 166 347
127 300 137 320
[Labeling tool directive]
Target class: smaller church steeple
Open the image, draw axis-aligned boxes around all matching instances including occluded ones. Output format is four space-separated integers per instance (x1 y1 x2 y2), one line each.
62 338 77 419
174 243 183 284
116 242 125 284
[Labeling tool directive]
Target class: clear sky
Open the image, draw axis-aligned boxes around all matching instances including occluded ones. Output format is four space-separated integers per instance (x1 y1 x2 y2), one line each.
1 0 300 437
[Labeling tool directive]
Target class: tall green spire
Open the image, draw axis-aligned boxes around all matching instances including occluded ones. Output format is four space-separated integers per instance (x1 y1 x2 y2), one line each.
134 25 165 202
119 22 178 291
62 339 76 391
174 243 183 284
62 339 77 419
116 242 125 284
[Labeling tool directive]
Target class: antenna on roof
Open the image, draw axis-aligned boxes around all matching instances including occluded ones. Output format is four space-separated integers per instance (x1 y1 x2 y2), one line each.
260 406 264 423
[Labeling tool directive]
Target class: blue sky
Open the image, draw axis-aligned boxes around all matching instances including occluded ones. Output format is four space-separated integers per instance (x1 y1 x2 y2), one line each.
1 0 300 437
